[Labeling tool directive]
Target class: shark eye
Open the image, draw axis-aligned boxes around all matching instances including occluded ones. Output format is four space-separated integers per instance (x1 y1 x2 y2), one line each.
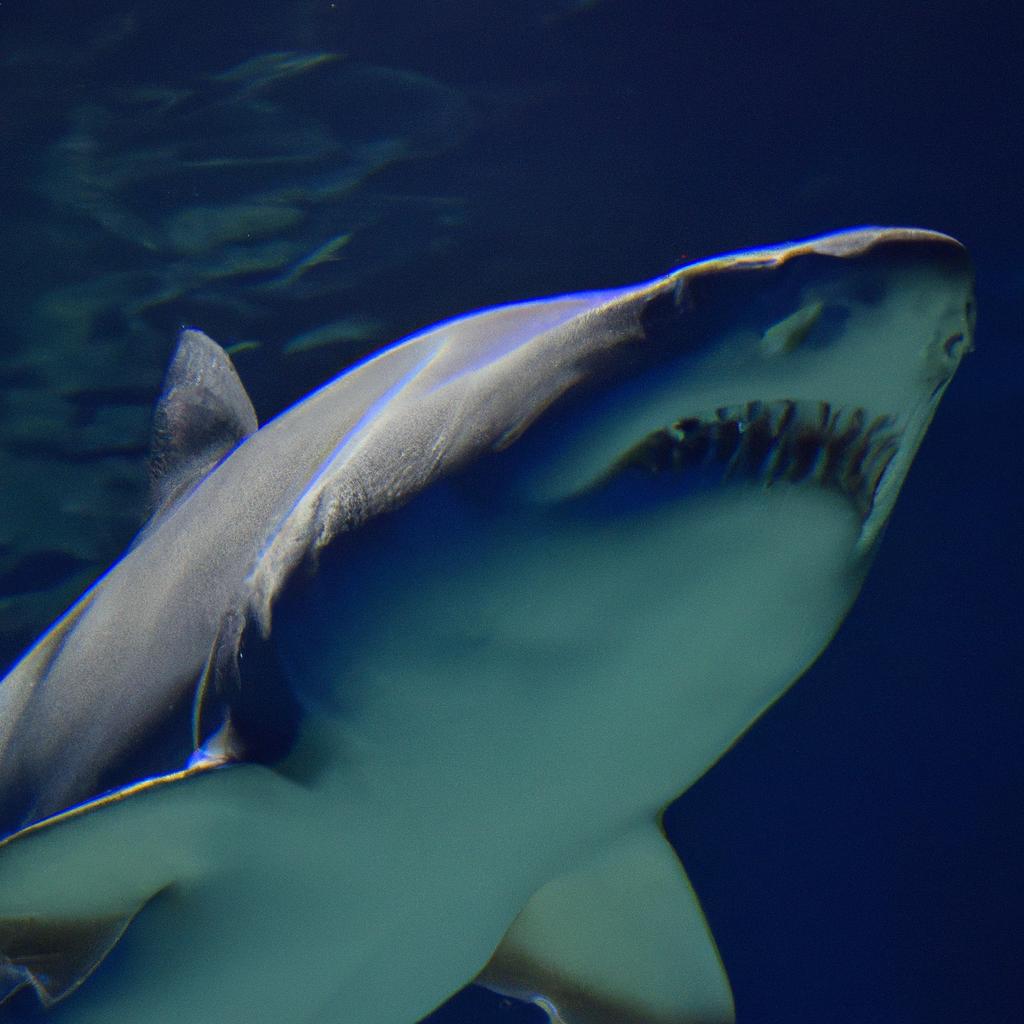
942 331 967 358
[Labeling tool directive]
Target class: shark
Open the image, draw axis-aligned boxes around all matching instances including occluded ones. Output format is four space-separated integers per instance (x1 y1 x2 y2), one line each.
0 227 973 1024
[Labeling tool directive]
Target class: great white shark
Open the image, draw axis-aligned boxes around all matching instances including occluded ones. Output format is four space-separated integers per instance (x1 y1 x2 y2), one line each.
0 227 973 1023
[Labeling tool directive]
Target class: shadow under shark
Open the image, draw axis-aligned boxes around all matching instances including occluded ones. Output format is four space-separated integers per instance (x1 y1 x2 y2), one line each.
0 228 973 1023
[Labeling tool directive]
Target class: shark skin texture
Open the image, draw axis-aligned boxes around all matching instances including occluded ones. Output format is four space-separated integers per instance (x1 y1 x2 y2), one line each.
0 228 973 1024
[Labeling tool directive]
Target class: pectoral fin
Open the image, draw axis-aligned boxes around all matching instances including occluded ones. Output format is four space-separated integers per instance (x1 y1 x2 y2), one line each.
0 910 143 1008
478 825 734 1024
0 760 291 1010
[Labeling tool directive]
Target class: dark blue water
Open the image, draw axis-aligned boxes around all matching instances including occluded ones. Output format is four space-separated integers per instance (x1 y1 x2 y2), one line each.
0 1 1020 1021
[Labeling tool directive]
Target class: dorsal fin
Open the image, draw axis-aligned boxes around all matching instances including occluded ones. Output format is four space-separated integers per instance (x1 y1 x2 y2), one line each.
148 329 258 520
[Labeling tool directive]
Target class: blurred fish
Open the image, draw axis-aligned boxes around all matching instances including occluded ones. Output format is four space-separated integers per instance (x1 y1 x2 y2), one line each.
269 231 353 289
165 204 305 256
210 51 341 92
223 341 262 357
0 229 973 1023
282 316 383 356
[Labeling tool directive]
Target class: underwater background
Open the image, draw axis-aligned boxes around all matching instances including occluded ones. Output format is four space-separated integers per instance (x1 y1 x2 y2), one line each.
0 1 1020 1021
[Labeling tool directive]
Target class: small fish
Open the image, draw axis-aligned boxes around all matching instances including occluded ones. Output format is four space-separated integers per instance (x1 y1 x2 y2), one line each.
223 341 262 357
164 203 305 256
281 316 384 356
268 231 353 289
210 51 341 91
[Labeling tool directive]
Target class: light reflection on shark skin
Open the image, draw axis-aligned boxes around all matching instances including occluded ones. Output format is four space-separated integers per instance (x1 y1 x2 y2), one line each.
0 228 973 1023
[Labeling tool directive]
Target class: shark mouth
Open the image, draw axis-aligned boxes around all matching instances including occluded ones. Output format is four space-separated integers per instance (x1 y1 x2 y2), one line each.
608 399 904 523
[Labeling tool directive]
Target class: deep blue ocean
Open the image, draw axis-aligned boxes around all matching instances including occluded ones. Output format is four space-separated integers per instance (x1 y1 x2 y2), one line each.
0 1 1020 1022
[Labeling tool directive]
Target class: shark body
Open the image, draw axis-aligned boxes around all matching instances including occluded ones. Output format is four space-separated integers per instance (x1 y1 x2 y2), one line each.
0 228 973 1023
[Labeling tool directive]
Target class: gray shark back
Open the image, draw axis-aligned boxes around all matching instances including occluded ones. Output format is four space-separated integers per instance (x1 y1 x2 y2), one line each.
0 287 646 832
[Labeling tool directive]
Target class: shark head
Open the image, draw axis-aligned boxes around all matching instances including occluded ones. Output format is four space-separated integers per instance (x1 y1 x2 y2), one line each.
500 227 972 552
274 227 973 811
0 227 972 1024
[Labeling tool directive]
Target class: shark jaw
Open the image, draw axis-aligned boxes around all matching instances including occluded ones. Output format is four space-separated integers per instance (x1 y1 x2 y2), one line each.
511 230 973 566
